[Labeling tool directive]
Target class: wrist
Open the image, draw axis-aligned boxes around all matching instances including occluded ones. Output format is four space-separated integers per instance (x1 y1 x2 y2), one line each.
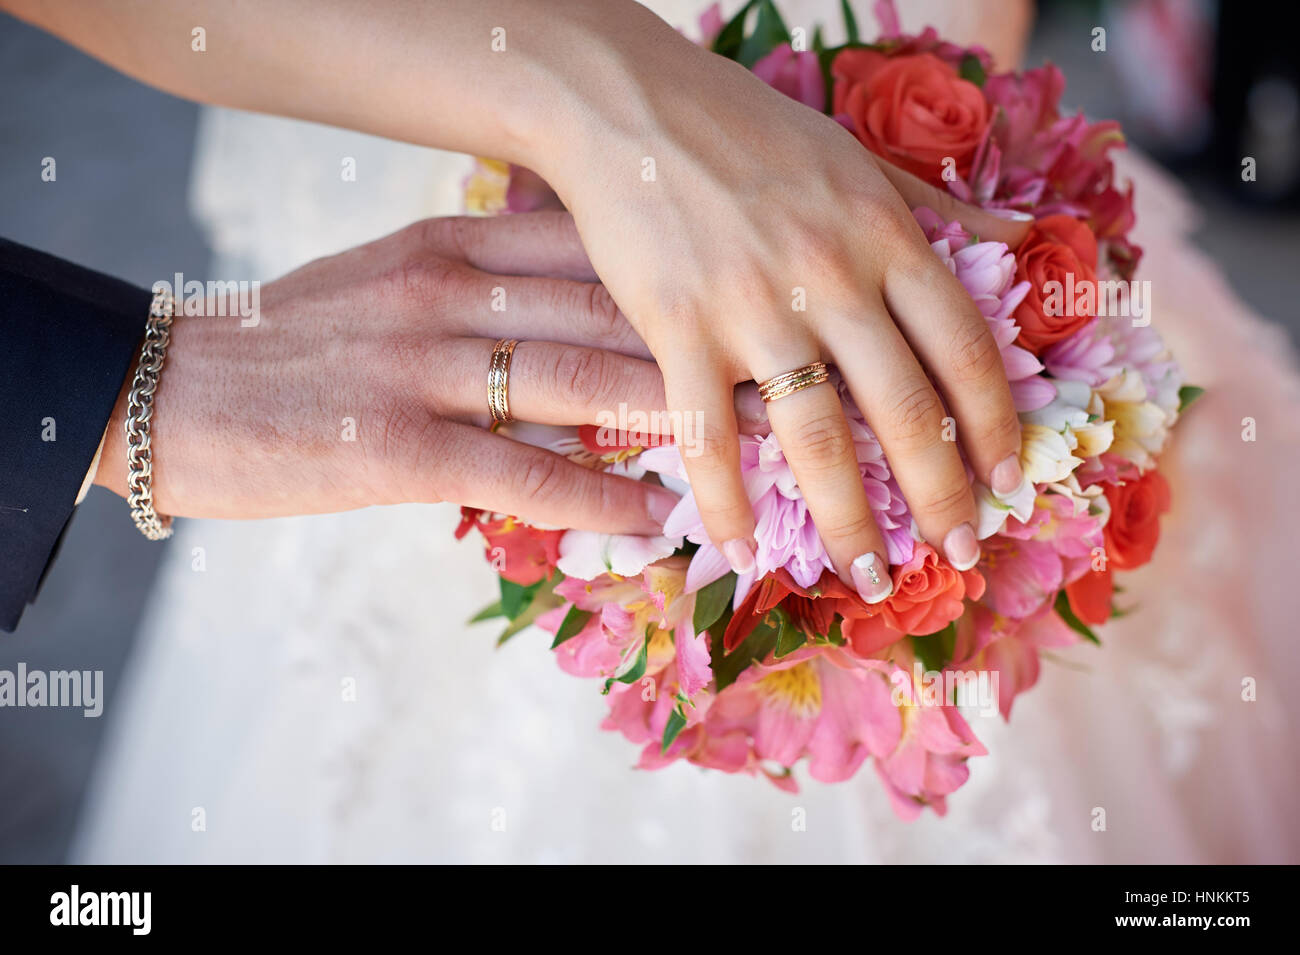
506 1 705 190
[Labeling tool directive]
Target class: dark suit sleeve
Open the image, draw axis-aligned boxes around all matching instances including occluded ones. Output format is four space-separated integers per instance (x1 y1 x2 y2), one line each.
1 238 152 633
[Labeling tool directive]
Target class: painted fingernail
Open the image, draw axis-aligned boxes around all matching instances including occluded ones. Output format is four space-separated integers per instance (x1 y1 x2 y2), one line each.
647 491 678 527
943 522 980 571
721 537 756 575
851 552 893 604
988 207 1035 221
991 453 1024 497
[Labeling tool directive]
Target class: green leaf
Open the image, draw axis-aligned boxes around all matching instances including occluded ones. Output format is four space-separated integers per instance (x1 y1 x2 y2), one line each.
736 0 792 68
499 576 542 620
550 605 593 649
603 627 652 692
712 0 759 59
812 23 825 54
693 573 737 635
958 53 986 87
840 0 860 44
1054 590 1101 645
468 599 504 624
714 617 780 692
772 608 807 658
661 697 689 754
912 622 957 673
495 586 563 647
1178 384 1205 413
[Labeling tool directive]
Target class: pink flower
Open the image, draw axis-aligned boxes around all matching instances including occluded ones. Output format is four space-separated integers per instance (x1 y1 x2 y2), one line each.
753 44 825 110
541 557 710 699
952 603 1078 717
704 647 902 783
695 2 724 47
1042 318 1119 386
977 535 1063 619
915 209 1055 412
870 0 993 71
875 660 987 819
640 393 913 606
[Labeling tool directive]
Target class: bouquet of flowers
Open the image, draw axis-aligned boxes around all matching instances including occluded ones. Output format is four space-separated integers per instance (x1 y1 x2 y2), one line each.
458 0 1199 818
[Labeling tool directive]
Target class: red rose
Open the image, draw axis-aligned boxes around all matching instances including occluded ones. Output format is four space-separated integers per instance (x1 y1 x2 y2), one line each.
1102 470 1171 570
832 50 990 186
1011 214 1099 354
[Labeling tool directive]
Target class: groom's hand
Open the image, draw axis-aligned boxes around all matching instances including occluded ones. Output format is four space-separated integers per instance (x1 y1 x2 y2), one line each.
95 213 680 535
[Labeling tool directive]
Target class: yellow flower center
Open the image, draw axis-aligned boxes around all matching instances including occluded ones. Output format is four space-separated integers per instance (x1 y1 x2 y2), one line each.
757 663 822 718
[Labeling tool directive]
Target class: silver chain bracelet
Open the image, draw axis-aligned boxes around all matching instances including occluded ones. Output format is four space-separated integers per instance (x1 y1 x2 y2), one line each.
124 289 176 541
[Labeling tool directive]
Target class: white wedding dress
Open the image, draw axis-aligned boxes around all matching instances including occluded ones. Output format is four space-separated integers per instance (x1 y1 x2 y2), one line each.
73 0 1300 864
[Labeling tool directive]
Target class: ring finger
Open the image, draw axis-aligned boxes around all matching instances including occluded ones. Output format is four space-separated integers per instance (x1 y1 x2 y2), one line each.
749 345 893 605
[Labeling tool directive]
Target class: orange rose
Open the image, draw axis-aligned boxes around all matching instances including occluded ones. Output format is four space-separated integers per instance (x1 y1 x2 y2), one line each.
832 50 990 186
1102 470 1171 570
1011 214 1099 354
842 543 985 657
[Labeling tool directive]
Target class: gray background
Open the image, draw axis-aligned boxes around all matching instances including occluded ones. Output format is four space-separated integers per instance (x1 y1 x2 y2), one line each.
1 4 1297 862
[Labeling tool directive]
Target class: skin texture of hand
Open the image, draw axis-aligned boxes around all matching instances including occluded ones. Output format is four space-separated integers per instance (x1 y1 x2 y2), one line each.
13 0 1036 599
94 213 679 534
525 5 1035 591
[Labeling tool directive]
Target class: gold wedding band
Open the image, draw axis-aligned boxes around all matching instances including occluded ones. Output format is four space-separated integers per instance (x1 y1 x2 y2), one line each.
757 361 830 403
488 338 519 424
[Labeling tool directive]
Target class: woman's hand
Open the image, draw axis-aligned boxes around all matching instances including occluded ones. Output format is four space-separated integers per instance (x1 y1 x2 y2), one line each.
21 0 1036 599
95 213 679 533
522 4 1034 594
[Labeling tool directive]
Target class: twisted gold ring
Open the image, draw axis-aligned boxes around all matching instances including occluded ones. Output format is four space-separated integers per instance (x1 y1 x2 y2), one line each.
757 361 830 403
488 338 519 424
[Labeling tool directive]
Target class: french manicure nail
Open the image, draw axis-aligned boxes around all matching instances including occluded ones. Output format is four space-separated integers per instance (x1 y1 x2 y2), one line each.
943 523 981 571
990 453 1024 497
647 491 677 526
851 552 893 604
721 538 756 575
988 207 1035 221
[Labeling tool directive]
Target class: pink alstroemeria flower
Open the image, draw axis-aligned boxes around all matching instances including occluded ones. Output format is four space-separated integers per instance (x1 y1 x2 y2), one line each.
874 659 988 820
705 646 902 783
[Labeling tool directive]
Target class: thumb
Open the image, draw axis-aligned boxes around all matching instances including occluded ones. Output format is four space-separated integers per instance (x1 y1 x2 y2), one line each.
874 158 1035 249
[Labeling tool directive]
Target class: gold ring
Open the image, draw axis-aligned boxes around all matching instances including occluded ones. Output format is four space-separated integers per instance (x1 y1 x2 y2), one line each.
757 361 830 403
488 339 519 423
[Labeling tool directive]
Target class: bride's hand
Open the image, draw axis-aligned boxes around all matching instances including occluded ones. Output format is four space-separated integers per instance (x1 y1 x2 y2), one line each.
94 213 679 534
522 3 1034 586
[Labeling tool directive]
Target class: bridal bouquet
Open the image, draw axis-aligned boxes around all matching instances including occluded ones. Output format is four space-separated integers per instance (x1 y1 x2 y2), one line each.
459 0 1198 818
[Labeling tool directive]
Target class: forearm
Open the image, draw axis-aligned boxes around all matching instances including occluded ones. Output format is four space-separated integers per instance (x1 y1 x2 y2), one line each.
0 0 690 175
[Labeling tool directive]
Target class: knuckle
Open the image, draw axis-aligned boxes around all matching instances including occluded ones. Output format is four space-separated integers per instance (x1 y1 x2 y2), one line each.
947 322 1003 384
686 428 737 475
518 453 564 504
868 209 920 254
439 215 479 259
373 403 447 496
583 283 626 346
789 412 853 472
885 382 945 444
981 410 1023 454
815 509 878 544
915 480 974 520
553 346 614 409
